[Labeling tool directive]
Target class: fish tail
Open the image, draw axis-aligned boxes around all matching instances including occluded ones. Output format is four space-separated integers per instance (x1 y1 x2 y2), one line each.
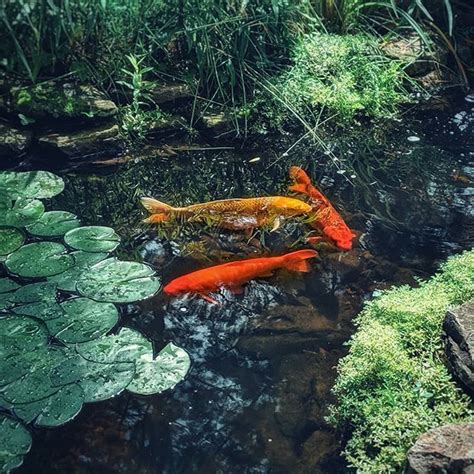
283 249 318 273
141 197 174 223
289 183 308 194
289 166 312 186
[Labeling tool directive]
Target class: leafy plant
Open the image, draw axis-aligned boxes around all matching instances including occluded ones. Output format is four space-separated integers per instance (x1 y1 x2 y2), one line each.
0 171 190 471
329 250 474 472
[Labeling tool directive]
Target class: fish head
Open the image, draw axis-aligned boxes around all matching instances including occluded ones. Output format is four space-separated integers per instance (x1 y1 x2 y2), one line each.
272 197 312 216
289 166 311 185
164 277 191 296
324 226 355 251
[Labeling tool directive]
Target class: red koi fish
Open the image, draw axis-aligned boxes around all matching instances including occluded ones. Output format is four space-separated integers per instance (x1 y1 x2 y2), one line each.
289 166 356 251
164 249 318 303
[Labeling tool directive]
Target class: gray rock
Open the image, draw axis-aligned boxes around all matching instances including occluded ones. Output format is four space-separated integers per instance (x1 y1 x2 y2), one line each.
149 83 194 105
406 423 474 473
443 299 474 397
38 124 123 159
0 123 32 156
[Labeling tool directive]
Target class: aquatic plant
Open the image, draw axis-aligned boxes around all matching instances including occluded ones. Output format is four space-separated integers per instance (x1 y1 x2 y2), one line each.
329 249 474 472
0 171 190 471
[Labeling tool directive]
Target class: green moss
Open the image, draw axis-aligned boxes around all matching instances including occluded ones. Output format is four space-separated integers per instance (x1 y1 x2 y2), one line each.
329 250 474 472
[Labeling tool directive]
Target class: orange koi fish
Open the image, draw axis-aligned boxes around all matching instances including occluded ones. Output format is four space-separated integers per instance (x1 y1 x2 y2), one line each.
289 166 356 251
164 249 318 303
141 196 312 231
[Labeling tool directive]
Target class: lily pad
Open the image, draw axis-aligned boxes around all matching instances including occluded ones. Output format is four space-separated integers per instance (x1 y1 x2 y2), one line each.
0 198 44 227
46 297 118 343
76 258 161 303
48 251 109 292
13 301 64 322
128 342 190 395
5 242 74 278
0 227 25 256
9 282 58 304
51 356 135 403
0 171 64 200
64 226 120 253
14 383 84 427
0 278 20 294
26 211 80 237
0 416 31 473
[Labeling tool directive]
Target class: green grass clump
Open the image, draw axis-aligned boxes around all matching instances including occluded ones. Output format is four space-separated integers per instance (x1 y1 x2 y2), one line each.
268 32 413 123
329 250 474 472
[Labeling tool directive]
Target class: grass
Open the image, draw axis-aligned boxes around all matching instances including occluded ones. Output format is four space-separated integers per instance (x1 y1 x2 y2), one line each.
329 249 474 472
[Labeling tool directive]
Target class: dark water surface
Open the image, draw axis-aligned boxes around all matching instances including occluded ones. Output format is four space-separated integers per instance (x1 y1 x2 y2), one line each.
14 95 474 473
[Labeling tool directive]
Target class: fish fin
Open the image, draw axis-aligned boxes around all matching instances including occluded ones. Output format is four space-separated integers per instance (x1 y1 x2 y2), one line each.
289 184 308 194
283 249 318 273
229 286 245 295
141 197 173 214
307 236 325 246
199 293 219 304
143 213 169 224
270 217 281 232
257 270 274 277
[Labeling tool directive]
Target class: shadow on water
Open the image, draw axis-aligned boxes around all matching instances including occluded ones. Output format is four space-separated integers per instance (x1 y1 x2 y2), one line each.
15 94 474 473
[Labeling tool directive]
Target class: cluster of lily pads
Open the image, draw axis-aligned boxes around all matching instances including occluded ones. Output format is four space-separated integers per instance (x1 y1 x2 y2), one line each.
0 171 190 472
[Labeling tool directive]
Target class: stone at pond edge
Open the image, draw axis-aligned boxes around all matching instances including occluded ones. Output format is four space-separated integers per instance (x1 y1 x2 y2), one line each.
443 299 474 398
38 124 124 159
0 123 32 157
406 423 474 473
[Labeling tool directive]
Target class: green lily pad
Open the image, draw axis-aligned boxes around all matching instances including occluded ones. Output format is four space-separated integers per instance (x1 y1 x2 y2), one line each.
50 356 135 403
0 416 31 473
46 297 118 343
64 226 120 253
26 211 80 237
14 383 84 427
48 251 109 292
0 227 25 256
13 301 64 322
0 279 20 294
76 327 152 364
5 242 74 278
128 342 190 395
9 282 58 304
0 198 44 227
76 258 161 303
0 171 64 200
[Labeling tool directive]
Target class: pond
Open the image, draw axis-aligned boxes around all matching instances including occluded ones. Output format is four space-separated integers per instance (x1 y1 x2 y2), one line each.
13 94 474 473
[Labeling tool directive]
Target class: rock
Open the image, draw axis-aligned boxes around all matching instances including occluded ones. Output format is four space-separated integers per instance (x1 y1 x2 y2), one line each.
406 423 474 473
0 122 32 156
148 115 186 138
38 124 124 159
443 299 474 397
10 82 117 122
200 111 233 135
149 83 193 105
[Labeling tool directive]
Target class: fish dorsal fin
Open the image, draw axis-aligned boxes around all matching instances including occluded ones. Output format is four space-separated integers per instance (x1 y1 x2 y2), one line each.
285 259 310 272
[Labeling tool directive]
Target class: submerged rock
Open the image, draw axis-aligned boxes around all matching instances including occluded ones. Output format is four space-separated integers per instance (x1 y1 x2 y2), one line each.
0 122 32 156
406 423 474 473
38 124 123 159
443 299 474 397
9 82 117 122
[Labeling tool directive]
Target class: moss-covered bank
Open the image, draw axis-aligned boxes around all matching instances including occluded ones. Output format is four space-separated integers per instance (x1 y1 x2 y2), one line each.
329 249 474 472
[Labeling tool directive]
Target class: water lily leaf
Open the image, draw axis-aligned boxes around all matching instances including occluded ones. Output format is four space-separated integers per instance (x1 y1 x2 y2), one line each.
0 226 25 256
9 282 58 304
14 383 84 427
64 226 120 253
13 301 64 322
46 297 118 343
0 198 44 227
76 258 161 303
0 279 20 294
0 315 49 360
76 327 152 364
0 171 64 200
50 356 135 403
128 342 190 395
5 242 74 278
48 251 109 292
0 416 31 473
26 211 80 237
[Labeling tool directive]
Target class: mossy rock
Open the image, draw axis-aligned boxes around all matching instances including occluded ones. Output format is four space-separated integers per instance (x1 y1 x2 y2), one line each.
10 82 117 122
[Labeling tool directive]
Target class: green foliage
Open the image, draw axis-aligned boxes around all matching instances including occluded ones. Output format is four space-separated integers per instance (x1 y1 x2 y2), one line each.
329 250 474 472
264 33 413 125
0 171 188 471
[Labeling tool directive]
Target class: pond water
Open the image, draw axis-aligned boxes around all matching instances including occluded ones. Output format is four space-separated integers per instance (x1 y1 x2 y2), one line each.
14 94 474 473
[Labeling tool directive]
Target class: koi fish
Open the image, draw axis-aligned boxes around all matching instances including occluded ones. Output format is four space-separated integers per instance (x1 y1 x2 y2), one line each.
164 249 318 303
141 196 312 231
289 166 356 251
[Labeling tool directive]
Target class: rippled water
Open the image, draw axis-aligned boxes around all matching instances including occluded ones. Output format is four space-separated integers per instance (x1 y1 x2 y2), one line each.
14 94 474 473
